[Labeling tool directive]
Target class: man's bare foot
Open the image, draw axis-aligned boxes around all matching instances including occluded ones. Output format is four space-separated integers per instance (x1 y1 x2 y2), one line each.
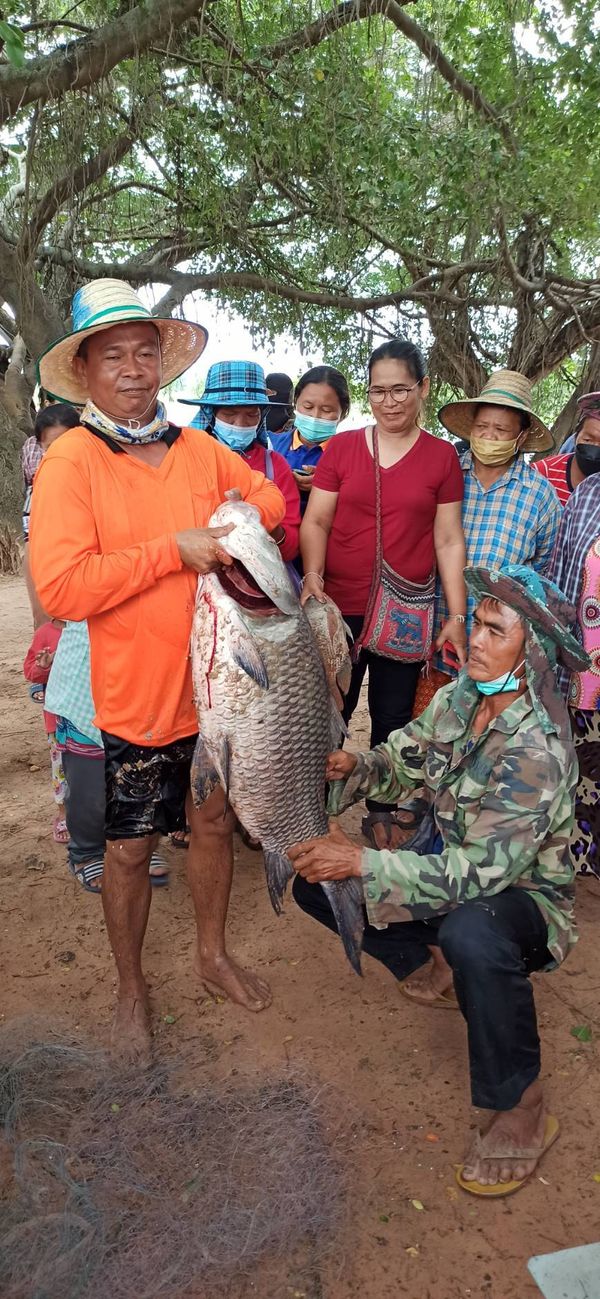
461 1080 548 1186
196 952 272 1012
110 987 152 1065
401 947 456 1004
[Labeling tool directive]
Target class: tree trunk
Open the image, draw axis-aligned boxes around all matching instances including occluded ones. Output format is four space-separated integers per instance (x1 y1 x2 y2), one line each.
551 343 600 450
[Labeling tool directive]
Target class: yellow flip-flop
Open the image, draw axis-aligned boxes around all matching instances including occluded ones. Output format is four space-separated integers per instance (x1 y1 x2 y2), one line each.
455 1114 560 1197
399 979 459 1010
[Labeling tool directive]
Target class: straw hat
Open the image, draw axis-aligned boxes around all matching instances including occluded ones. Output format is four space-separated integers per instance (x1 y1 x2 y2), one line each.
438 370 553 454
37 279 208 405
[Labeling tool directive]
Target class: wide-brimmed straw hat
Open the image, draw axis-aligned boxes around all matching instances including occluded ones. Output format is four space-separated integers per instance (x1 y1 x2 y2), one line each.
438 370 553 453
37 279 208 404
180 361 289 411
464 564 589 671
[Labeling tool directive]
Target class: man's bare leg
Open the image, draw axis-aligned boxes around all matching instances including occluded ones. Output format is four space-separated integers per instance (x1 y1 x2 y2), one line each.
461 1079 548 1186
101 834 156 1059
186 791 272 1011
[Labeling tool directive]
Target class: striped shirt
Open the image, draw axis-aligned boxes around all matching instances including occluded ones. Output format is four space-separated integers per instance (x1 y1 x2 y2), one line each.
535 453 574 506
549 475 600 695
435 451 562 666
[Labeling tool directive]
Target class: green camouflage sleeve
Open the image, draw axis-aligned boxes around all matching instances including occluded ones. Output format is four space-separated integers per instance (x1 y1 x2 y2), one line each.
361 741 576 928
327 688 444 816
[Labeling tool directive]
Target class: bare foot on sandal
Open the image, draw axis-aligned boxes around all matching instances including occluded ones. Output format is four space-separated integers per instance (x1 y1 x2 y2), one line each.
110 987 152 1065
402 947 456 1004
196 952 272 1012
461 1080 547 1186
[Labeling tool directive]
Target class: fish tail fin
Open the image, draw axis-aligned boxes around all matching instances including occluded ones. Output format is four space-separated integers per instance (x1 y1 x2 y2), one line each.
264 850 294 915
323 878 364 975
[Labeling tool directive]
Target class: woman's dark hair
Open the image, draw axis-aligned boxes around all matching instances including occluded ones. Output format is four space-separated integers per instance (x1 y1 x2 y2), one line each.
367 338 427 385
34 402 81 441
294 365 351 419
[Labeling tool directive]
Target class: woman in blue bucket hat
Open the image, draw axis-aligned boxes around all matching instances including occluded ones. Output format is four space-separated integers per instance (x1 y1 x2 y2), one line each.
180 361 301 566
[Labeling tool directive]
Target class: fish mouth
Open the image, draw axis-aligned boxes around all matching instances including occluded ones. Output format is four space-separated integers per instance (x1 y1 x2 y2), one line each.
218 558 279 614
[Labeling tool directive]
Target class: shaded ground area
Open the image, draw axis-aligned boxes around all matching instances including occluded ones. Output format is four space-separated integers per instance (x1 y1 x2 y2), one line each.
1 574 600 1298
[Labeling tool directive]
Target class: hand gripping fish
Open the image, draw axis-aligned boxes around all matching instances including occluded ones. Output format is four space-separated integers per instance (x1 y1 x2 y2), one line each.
190 498 364 973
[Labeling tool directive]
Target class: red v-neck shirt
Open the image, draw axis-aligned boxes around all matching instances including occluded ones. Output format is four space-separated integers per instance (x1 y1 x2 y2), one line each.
312 426 463 616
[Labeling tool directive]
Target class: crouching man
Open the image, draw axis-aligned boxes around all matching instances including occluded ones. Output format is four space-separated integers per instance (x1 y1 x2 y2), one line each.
290 564 587 1197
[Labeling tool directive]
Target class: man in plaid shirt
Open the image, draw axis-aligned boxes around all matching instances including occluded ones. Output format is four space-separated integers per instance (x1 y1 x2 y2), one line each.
434 370 561 669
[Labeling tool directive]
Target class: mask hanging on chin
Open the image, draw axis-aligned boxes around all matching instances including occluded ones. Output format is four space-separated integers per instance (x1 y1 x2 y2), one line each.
575 443 600 477
476 660 525 696
213 417 259 452
470 434 521 467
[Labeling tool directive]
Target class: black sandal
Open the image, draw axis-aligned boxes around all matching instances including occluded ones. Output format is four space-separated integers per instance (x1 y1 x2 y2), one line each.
361 810 418 849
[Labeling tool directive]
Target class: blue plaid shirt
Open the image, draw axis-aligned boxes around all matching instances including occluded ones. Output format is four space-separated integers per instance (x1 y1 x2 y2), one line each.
435 451 562 668
45 620 102 746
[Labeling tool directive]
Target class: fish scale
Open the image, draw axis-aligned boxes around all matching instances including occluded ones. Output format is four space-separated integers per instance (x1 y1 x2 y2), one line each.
190 499 364 973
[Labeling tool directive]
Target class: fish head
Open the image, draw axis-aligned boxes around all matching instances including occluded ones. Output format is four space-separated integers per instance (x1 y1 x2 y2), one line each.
209 499 299 616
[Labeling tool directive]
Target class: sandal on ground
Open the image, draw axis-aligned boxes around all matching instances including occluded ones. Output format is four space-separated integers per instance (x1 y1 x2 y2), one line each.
169 827 190 850
399 975 458 1009
68 857 104 894
455 1114 560 1198
236 820 261 851
361 811 416 849
29 682 45 704
53 816 70 845
149 850 169 888
69 851 169 895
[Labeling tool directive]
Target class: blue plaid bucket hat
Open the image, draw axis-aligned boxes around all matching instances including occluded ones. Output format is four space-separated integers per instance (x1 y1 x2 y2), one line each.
180 361 288 413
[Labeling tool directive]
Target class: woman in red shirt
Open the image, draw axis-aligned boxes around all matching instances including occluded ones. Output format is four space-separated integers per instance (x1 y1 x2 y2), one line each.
300 339 467 849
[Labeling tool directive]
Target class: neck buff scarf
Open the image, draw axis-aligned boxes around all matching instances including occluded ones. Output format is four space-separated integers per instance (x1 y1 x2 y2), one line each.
81 398 170 446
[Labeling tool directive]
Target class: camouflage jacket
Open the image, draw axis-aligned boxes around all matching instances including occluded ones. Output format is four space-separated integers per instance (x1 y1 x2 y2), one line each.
328 677 578 964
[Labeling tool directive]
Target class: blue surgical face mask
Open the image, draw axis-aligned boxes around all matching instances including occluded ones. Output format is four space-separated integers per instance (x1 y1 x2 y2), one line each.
213 416 259 452
294 411 339 443
476 660 525 696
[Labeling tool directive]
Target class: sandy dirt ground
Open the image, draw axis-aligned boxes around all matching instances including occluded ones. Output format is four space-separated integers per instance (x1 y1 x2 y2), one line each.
2 572 600 1299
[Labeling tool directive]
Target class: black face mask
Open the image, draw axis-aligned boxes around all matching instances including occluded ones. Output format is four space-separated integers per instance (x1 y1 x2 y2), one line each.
575 443 600 477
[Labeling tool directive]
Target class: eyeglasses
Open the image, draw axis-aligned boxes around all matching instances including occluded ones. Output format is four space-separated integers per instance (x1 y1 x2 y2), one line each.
367 382 420 404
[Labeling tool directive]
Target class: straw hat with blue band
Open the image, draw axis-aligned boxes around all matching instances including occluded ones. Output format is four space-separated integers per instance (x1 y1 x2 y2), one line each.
438 369 553 454
37 279 208 405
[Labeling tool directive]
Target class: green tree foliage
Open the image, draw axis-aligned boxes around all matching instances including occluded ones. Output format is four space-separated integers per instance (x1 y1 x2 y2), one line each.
0 0 599 520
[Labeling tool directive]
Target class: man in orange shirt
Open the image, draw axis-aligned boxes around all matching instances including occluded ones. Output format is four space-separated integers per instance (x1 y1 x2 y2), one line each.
30 280 285 1060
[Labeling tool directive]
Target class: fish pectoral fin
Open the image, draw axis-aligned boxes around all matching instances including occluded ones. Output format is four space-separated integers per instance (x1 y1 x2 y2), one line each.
263 850 294 915
190 735 220 808
329 697 349 748
225 610 269 688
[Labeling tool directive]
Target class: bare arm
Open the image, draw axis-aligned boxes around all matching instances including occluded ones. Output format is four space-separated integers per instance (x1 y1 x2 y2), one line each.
299 486 338 605
433 500 467 666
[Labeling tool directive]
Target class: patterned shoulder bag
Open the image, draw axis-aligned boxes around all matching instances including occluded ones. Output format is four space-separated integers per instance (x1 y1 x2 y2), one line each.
354 424 435 663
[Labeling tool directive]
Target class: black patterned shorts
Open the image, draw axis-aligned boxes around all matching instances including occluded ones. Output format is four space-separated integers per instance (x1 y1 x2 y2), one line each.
102 732 198 840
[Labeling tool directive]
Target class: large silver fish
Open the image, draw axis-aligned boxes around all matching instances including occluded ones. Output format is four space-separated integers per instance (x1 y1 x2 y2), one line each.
190 498 364 973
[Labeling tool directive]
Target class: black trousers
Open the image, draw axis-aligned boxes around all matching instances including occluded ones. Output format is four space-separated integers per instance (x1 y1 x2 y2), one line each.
63 749 105 869
342 614 421 813
293 875 551 1111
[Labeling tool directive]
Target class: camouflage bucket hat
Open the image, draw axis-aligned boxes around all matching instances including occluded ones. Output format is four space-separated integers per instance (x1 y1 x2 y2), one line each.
464 564 589 672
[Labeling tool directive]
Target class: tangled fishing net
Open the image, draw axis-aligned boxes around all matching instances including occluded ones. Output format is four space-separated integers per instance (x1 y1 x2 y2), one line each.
0 1019 350 1299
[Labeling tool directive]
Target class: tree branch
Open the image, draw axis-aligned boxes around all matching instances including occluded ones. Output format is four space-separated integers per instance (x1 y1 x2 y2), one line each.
0 0 213 126
383 3 517 152
21 125 138 258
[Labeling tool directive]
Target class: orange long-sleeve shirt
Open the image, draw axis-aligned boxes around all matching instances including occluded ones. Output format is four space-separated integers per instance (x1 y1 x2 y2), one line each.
29 424 285 745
